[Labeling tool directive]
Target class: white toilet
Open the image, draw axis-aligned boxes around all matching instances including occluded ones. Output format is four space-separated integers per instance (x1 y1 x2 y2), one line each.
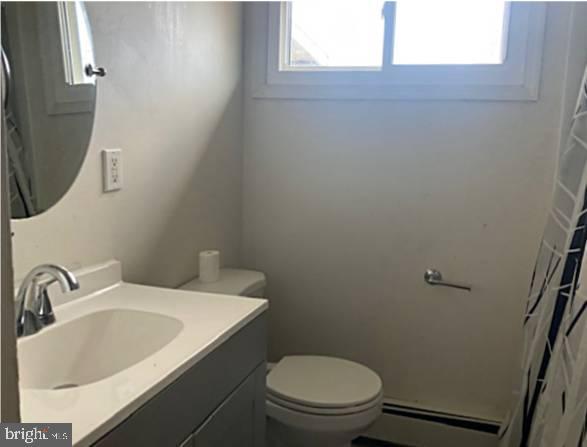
179 268 383 447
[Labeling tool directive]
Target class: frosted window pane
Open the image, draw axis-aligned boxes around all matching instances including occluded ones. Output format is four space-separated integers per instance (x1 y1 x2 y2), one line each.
393 1 508 65
289 1 385 68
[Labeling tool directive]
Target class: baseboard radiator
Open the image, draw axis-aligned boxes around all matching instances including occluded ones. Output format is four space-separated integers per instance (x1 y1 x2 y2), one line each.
357 401 502 447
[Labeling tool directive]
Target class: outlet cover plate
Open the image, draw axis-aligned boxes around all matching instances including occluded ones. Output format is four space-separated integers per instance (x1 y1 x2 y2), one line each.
102 148 123 192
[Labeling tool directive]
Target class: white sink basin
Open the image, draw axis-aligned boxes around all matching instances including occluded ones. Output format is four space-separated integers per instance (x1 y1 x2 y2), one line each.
17 261 267 447
18 309 183 390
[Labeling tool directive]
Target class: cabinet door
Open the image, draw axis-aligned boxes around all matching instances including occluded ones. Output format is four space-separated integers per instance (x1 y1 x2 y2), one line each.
91 317 266 447
193 365 265 447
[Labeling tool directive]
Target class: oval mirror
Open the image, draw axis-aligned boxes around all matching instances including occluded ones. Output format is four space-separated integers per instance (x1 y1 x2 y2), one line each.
1 1 103 219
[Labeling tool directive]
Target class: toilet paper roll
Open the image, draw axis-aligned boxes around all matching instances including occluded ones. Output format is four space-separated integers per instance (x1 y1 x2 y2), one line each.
199 250 220 283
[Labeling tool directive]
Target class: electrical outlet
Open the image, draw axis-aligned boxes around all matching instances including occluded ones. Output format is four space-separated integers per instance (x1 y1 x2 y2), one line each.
102 148 123 192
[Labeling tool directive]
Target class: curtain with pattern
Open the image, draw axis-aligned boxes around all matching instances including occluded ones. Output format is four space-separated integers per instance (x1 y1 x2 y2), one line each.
500 66 587 447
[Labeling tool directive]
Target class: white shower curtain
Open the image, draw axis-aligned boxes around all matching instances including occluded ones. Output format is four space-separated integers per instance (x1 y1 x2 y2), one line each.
500 66 587 447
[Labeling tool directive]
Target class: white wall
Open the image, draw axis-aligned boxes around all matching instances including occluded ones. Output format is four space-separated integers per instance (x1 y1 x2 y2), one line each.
242 3 582 421
11 2 244 287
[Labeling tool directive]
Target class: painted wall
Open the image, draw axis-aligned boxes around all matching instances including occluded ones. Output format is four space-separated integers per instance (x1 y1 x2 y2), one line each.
11 2 244 287
242 3 582 421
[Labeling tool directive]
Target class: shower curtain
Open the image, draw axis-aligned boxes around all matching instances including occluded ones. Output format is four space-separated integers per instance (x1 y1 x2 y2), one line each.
500 66 587 447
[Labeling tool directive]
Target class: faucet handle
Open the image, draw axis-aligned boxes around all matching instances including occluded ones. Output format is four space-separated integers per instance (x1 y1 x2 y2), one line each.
33 287 56 326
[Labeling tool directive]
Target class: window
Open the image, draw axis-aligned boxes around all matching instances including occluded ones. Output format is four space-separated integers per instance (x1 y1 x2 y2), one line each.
287 2 385 68
392 1 509 65
284 1 508 69
252 2 546 100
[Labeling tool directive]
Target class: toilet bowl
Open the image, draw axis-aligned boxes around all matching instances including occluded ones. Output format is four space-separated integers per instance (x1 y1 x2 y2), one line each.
266 355 382 447
179 269 383 447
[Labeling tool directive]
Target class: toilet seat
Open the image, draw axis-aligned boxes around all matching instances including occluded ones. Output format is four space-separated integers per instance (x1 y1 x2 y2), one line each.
267 356 383 412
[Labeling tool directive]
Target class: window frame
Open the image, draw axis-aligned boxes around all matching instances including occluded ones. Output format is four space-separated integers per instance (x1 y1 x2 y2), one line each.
251 2 547 101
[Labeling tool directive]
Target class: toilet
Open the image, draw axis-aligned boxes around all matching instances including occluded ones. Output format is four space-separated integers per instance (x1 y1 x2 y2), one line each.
179 268 383 447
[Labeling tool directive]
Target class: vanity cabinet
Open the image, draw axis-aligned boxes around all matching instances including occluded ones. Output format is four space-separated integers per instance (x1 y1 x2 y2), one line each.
189 366 259 447
92 315 267 447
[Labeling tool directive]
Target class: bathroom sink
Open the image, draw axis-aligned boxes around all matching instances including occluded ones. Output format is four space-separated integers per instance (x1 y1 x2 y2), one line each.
18 309 183 390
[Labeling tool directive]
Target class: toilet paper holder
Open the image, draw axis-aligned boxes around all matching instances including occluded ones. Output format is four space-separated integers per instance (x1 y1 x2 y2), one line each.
424 269 471 292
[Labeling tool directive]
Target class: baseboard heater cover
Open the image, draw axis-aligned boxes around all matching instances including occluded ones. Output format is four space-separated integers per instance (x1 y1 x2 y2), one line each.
357 402 502 447
381 402 500 434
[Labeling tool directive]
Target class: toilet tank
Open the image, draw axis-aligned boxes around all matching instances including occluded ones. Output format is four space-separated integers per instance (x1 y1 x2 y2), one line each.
178 268 266 298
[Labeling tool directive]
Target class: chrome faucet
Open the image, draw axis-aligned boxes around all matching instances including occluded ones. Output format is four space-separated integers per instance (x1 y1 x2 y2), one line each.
16 264 79 337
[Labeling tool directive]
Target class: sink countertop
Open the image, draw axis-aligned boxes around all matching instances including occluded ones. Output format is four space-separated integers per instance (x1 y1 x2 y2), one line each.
18 261 267 446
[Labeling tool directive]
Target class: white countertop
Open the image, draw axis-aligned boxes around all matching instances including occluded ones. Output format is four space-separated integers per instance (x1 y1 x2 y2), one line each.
18 261 267 446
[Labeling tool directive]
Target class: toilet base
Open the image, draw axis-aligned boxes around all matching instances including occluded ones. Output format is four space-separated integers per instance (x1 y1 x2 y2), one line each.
266 416 359 447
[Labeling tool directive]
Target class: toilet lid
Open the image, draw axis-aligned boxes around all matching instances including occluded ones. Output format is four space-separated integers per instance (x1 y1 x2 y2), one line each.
267 356 382 409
